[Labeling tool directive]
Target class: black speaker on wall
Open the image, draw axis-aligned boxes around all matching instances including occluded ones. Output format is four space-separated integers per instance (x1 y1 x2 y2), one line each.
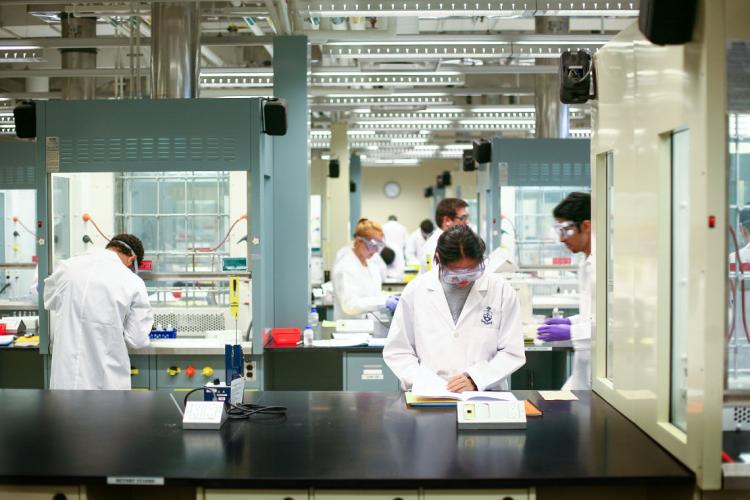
329 159 340 178
440 171 452 187
262 98 288 136
472 139 491 164
638 0 698 45
13 101 36 139
560 50 594 104
424 186 434 198
436 175 445 190
350 181 356 193
462 150 476 172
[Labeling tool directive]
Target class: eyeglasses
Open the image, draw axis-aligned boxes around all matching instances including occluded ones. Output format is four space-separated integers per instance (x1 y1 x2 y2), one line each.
453 214 470 223
553 221 577 240
440 263 484 285
358 236 385 253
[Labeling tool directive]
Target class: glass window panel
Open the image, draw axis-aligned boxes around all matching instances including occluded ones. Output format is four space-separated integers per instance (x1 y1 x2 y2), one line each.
159 178 187 214
671 129 690 432
127 216 157 254
188 177 221 214
605 152 615 380
159 216 189 252
124 179 158 214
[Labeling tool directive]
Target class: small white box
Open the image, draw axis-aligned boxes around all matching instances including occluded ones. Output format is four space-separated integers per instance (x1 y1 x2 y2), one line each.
457 400 527 430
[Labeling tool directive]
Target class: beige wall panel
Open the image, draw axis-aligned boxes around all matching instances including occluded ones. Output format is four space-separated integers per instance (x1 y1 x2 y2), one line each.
361 160 477 233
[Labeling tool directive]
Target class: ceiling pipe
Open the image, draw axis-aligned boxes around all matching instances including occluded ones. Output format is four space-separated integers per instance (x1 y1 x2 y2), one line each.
60 13 97 100
151 2 201 98
534 16 569 139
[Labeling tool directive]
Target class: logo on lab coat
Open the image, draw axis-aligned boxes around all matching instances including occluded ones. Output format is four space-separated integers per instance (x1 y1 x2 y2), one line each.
481 306 493 326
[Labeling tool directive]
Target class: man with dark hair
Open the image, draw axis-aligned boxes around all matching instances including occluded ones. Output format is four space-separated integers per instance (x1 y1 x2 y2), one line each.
44 233 153 390
537 191 593 390
420 198 470 273
405 219 435 266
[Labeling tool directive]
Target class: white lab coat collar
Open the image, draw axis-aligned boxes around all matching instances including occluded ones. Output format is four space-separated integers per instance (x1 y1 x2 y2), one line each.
423 268 490 327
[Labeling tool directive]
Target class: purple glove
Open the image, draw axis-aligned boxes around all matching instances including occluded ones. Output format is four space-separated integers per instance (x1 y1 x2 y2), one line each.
544 317 571 326
385 295 400 313
537 324 571 342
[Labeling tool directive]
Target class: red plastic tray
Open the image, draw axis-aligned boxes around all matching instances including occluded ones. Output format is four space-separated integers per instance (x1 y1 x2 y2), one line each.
271 328 301 346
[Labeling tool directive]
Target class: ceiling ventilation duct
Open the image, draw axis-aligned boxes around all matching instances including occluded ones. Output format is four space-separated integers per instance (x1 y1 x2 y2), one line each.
534 17 570 138
151 2 201 98
60 14 97 100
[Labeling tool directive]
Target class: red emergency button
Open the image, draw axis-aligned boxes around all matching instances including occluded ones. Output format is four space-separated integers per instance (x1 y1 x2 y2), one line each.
185 365 196 378
708 215 716 228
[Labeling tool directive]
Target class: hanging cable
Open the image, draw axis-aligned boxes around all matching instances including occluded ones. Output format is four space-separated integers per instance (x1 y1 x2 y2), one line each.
10 216 35 237
196 214 248 253
82 213 111 241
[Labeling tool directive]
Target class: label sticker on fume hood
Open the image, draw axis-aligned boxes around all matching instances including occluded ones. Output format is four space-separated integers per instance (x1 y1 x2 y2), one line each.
46 137 60 173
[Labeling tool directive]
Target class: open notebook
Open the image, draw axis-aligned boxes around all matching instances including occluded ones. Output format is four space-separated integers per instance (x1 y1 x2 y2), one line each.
410 369 518 402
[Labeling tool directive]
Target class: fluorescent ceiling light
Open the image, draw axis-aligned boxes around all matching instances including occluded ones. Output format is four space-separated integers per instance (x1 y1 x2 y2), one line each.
347 130 376 136
321 154 331 160
327 41 511 47
391 137 428 143
0 45 40 50
357 120 452 126
0 48 44 63
311 130 332 136
459 119 534 125
352 108 371 113
414 145 440 150
313 70 462 77
312 74 464 86
366 145 379 150
326 92 448 98
444 144 473 150
419 130 431 135
471 106 535 113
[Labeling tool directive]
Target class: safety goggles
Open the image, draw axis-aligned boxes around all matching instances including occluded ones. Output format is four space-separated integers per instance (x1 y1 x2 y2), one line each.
440 263 484 285
111 239 139 274
358 237 386 253
552 221 578 240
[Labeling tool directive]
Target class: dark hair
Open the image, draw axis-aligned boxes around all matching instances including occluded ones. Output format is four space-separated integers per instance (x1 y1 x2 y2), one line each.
741 206 750 230
106 233 145 263
380 246 395 265
553 192 591 226
388 215 397 221
435 197 469 229
435 225 486 266
419 219 434 234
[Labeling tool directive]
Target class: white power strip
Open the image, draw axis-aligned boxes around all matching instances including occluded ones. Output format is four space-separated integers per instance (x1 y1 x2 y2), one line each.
183 401 227 430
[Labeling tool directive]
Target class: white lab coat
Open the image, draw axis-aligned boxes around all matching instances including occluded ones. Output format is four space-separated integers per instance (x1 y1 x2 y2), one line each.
383 220 409 261
44 249 153 390
332 247 387 320
563 253 594 390
371 251 406 282
405 229 429 266
384 269 525 391
419 228 443 274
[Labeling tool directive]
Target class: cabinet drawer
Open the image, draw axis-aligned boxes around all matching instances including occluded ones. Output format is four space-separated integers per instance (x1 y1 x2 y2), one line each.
343 353 399 392
314 491 418 500
204 489 308 500
0 485 83 499
423 489 531 500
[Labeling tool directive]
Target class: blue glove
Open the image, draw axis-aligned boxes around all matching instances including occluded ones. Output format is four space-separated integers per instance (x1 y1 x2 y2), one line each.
544 317 571 326
385 295 400 313
537 324 572 342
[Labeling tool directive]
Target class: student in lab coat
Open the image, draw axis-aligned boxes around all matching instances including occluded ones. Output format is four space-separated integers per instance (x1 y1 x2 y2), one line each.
333 218 400 320
536 192 594 390
44 234 154 390
383 215 409 264
372 246 406 282
420 198 470 274
405 219 435 266
730 207 750 265
384 225 525 392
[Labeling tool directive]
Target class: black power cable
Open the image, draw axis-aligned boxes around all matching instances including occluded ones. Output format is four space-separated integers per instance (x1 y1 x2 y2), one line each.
182 386 288 422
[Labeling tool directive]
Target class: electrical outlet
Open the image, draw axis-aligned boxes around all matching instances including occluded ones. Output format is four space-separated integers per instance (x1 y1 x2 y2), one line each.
245 359 257 382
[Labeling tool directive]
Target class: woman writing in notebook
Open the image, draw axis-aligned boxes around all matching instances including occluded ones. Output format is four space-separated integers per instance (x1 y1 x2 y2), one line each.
383 225 525 392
